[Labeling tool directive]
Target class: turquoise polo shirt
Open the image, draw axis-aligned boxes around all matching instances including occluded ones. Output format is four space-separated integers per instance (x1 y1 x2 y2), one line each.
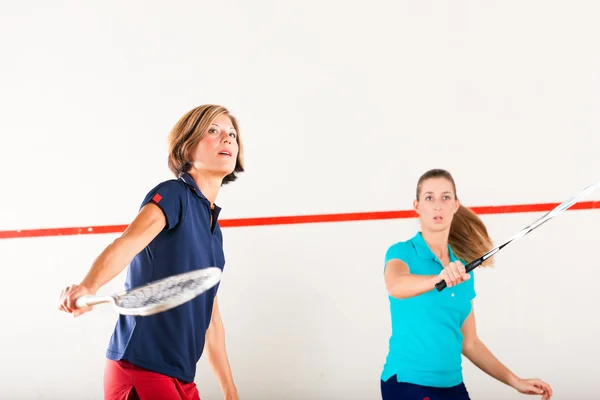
381 232 476 387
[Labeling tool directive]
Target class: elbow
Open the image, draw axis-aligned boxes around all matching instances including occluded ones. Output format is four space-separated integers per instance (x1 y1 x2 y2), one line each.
107 236 131 256
111 235 145 262
207 317 224 339
205 323 225 352
385 281 401 299
385 274 408 299
388 287 409 299
462 338 479 355
385 276 425 300
386 282 413 299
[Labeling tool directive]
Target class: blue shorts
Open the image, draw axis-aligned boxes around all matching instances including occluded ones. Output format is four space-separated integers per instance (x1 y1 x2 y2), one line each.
381 376 471 400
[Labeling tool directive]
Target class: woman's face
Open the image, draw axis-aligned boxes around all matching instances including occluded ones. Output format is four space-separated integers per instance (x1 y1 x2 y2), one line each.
189 114 239 177
414 177 460 232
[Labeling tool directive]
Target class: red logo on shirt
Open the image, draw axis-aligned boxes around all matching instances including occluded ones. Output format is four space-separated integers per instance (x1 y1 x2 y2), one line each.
152 194 163 203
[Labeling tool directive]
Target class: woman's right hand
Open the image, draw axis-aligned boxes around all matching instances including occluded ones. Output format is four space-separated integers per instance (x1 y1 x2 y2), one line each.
437 260 471 288
57 284 94 317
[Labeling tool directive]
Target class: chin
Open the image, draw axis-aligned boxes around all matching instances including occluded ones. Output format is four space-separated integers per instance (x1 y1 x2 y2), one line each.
425 223 450 232
206 169 234 180
214 164 235 175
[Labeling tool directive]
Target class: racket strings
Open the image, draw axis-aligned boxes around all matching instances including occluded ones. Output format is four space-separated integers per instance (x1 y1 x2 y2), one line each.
118 273 216 309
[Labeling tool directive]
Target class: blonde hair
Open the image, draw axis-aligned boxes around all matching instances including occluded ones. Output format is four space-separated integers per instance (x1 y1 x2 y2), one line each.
416 169 494 267
167 104 244 185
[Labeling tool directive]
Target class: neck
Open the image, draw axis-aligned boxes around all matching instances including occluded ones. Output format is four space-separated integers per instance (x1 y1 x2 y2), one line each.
187 169 222 205
421 228 450 259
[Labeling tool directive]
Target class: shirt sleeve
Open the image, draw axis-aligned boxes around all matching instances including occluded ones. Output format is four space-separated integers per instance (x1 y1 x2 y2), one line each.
140 180 187 230
384 242 408 272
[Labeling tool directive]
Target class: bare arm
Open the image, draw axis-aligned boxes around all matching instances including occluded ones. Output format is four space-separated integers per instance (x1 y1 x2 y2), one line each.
461 305 518 386
384 259 439 299
384 259 472 299
58 203 167 316
79 203 167 293
205 296 238 399
461 304 553 398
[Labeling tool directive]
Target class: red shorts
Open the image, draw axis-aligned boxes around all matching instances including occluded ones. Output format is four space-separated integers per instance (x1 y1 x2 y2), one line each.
104 359 200 400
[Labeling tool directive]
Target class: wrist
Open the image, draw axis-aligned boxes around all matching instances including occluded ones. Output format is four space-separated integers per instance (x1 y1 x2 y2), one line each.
223 384 238 397
429 274 441 288
79 279 99 294
222 380 237 392
506 373 520 388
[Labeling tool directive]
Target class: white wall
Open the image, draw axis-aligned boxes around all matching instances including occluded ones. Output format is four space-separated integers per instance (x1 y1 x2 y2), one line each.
1 1 599 399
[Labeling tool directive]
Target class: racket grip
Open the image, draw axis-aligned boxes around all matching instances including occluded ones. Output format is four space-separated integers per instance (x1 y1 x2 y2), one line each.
465 258 483 273
434 279 448 292
74 295 93 309
435 258 483 292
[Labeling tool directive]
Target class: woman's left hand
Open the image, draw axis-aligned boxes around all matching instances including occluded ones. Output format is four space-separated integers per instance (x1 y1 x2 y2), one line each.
511 377 553 399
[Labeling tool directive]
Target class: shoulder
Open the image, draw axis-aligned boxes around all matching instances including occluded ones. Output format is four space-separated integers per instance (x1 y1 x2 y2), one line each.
141 178 189 205
384 240 413 264
146 178 188 197
140 178 189 229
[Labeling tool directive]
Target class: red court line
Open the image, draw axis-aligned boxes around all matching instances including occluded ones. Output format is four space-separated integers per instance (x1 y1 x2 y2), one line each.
0 200 598 240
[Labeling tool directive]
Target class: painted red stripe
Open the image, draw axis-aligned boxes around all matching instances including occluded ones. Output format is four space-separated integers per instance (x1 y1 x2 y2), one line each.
0 200 598 240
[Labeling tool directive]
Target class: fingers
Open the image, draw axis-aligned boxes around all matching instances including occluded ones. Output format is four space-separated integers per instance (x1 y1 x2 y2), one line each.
521 383 541 394
57 287 67 312
530 385 545 395
543 391 550 400
523 379 552 398
445 264 456 285
532 379 553 398
64 286 79 312
58 285 74 313
65 285 78 313
441 261 470 287
58 284 92 316
454 260 469 280
73 306 92 318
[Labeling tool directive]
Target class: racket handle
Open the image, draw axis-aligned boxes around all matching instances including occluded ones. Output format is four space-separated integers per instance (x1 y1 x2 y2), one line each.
74 295 110 308
464 258 483 274
74 295 93 309
435 258 483 292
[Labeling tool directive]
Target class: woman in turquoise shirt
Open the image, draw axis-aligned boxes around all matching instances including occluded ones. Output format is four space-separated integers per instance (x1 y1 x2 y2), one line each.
381 169 552 400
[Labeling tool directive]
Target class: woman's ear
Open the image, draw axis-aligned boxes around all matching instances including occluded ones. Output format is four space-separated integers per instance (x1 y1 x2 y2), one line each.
454 198 461 213
413 199 420 216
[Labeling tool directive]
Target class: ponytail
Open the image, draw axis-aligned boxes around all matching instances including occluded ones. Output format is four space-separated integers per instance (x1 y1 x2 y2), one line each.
449 204 494 267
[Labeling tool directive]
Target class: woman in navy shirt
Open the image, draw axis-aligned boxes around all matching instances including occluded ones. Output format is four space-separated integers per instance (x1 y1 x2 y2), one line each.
58 104 244 400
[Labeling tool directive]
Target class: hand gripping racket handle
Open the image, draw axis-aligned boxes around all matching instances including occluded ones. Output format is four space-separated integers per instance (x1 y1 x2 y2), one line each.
74 295 94 308
74 294 111 308
435 258 483 292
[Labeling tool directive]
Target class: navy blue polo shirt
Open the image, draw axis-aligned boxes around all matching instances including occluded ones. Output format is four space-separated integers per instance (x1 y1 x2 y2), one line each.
105 173 226 383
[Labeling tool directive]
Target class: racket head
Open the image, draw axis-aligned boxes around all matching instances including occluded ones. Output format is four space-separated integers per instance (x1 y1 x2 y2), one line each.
523 181 600 232
550 181 599 214
112 267 222 316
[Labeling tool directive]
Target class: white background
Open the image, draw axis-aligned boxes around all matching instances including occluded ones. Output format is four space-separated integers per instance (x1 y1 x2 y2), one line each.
1 1 599 399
